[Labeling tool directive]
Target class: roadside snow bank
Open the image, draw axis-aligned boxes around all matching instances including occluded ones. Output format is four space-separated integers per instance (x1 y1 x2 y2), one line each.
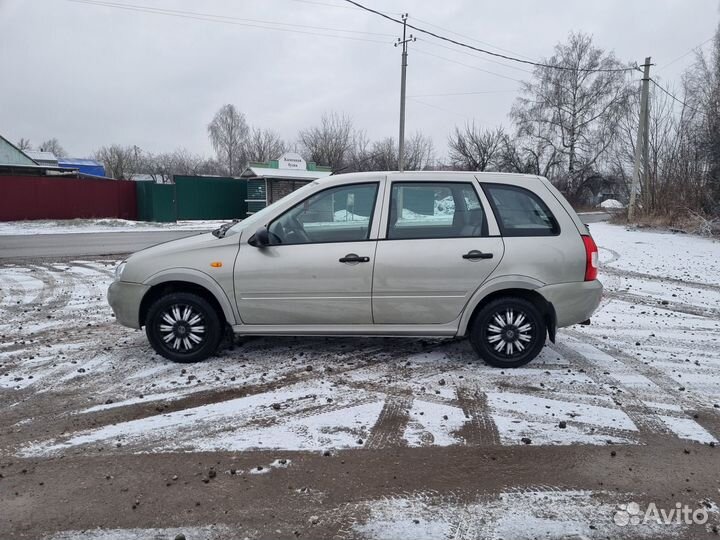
0 218 230 235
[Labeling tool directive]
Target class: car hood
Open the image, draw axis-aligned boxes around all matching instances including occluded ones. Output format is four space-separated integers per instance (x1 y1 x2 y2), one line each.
129 231 217 259
121 231 242 284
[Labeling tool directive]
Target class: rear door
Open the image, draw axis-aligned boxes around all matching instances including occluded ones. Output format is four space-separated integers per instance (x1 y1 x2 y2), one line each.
372 179 504 325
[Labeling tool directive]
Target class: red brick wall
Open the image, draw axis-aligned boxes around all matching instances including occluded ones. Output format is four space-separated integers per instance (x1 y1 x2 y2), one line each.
0 175 137 221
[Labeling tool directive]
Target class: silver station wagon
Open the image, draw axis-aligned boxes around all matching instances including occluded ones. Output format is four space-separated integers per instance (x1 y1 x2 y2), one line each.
108 172 602 368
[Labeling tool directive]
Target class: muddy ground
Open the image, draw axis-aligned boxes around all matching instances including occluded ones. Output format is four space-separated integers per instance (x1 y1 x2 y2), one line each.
1 223 719 539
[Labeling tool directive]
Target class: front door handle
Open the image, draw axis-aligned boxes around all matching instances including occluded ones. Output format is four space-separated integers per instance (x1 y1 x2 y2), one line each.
462 250 493 260
339 253 370 263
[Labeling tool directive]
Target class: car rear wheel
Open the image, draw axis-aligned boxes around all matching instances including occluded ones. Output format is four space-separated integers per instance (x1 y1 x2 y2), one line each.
469 297 546 368
145 292 222 363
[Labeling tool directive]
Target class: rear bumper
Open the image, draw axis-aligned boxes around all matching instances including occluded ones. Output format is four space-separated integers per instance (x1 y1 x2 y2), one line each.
107 280 149 329
537 280 603 328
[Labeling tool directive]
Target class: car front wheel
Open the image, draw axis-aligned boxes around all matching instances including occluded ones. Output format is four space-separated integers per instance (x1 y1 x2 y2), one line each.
469 297 546 368
145 292 223 363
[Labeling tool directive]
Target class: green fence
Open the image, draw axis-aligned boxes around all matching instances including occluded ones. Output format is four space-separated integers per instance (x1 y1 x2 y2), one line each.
136 181 176 222
135 176 248 222
175 176 248 220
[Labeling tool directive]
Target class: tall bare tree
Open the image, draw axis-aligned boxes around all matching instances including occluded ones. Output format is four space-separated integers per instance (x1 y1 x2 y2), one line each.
16 138 32 151
140 149 219 183
404 132 435 170
686 27 720 212
245 128 286 163
39 138 67 157
511 32 632 200
448 124 507 171
207 104 249 176
298 112 353 170
94 145 142 180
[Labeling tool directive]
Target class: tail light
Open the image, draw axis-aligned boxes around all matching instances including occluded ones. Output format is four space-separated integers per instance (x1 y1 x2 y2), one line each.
582 235 599 281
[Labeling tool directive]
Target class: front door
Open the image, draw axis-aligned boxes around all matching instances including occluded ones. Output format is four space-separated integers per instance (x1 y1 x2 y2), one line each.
235 181 382 325
372 180 504 325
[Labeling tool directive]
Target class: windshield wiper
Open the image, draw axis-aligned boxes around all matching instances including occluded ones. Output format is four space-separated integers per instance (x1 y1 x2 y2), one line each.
213 219 239 238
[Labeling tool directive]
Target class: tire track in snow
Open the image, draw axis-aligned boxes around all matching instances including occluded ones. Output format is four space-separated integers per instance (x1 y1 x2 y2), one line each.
455 385 500 446
551 341 674 440
604 290 720 318
365 392 413 449
602 264 720 293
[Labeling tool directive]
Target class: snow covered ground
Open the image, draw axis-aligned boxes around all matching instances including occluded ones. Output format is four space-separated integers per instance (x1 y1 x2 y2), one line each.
0 218 230 235
1 223 717 459
1 223 718 538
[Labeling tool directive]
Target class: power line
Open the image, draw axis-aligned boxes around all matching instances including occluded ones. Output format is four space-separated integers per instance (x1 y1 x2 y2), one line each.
657 36 715 71
414 47 525 83
407 97 471 119
418 38 535 75
410 15 537 62
287 0 403 16
650 79 704 116
68 0 394 43
342 0 640 73
408 89 520 98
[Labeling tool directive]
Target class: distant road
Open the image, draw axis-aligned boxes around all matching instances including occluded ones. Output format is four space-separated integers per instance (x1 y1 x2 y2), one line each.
0 230 204 260
0 212 610 261
578 211 612 224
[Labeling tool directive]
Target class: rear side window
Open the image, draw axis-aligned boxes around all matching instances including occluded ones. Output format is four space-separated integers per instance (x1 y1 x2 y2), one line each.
483 184 559 236
387 182 488 239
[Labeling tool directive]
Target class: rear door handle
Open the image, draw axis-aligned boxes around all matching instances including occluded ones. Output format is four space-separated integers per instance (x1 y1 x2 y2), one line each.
339 253 370 263
462 250 493 260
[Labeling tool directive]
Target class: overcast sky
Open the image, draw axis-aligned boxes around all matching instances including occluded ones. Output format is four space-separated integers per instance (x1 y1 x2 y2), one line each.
1 0 717 161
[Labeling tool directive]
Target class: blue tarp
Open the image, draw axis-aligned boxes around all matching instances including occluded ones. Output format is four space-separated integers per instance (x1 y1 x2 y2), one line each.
57 158 105 177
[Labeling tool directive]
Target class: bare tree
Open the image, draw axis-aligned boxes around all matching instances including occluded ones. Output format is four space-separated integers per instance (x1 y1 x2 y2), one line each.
39 138 67 157
369 137 397 170
94 145 142 180
686 28 720 212
404 132 435 170
355 132 433 171
343 130 372 172
16 138 32 151
298 112 353 170
245 128 286 163
448 124 506 171
207 104 249 176
511 32 633 200
499 137 562 176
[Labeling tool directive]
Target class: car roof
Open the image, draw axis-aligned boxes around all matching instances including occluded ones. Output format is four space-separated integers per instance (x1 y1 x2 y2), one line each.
317 170 545 186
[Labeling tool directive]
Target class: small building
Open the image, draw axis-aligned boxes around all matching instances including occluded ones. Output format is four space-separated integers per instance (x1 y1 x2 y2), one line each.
241 152 332 213
0 135 38 168
57 158 105 177
24 150 59 168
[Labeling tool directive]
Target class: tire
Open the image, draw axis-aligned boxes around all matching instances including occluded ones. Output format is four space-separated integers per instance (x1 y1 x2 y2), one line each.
145 292 223 363
469 296 546 368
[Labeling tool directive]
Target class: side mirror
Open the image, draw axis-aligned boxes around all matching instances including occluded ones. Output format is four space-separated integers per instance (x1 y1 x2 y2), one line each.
248 226 270 247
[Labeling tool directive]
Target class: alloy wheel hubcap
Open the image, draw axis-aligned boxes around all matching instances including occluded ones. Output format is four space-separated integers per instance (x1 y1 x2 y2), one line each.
486 308 533 357
159 304 206 352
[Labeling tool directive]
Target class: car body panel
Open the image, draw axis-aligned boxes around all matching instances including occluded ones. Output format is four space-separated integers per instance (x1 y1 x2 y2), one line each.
233 240 377 325
372 237 505 324
107 171 603 343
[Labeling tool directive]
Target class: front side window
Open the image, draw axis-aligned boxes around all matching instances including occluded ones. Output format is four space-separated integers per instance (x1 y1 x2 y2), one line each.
268 183 378 244
484 184 559 236
387 182 487 240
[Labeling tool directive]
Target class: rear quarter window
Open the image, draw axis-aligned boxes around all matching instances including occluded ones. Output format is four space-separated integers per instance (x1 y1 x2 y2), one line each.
483 183 560 237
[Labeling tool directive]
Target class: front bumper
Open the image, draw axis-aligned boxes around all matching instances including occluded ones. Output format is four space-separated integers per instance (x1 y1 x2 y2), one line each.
107 280 149 329
537 280 603 328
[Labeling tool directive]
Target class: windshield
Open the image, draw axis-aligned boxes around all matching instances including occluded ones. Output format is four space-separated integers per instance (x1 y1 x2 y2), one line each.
222 181 319 237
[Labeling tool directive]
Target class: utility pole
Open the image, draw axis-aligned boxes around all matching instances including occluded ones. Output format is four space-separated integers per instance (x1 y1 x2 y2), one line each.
628 57 652 221
395 14 415 172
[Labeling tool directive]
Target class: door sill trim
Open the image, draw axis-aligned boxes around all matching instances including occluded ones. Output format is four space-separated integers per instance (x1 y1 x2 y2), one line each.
231 323 458 337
